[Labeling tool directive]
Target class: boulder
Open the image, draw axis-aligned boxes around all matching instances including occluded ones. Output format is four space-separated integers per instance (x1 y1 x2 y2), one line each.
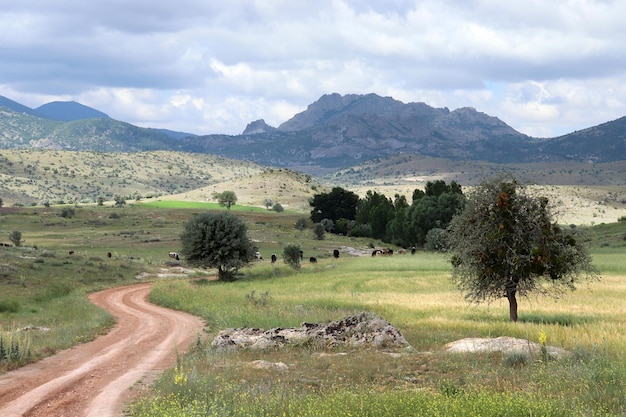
444 336 571 359
211 312 410 351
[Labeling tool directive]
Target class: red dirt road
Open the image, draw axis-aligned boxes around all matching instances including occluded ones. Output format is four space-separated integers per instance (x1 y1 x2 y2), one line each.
0 282 205 417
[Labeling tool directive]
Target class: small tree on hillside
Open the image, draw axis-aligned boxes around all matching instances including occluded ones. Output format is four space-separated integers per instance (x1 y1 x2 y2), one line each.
212 191 237 210
180 212 254 281
263 198 273 209
447 175 600 322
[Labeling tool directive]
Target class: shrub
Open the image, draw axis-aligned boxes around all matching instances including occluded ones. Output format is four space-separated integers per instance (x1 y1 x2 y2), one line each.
283 243 302 269
294 218 307 231
0 299 19 313
60 207 75 218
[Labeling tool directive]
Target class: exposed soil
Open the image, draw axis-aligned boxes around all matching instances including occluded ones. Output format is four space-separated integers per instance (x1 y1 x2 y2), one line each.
0 282 205 417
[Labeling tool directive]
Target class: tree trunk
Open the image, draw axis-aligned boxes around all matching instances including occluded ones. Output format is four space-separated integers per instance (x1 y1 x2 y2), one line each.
506 288 518 322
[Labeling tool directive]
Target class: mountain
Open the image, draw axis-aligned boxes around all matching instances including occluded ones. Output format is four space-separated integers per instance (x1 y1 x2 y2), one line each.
1 93 625 171
35 101 110 121
181 93 538 169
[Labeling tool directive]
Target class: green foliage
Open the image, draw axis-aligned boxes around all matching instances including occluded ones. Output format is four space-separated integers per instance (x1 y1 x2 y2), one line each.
294 217 308 230
60 207 76 218
263 198 273 209
424 227 449 252
180 211 254 281
282 243 302 269
309 187 359 223
448 174 600 321
313 223 325 240
271 202 284 212
245 290 272 307
8 230 22 247
212 190 237 210
0 299 20 313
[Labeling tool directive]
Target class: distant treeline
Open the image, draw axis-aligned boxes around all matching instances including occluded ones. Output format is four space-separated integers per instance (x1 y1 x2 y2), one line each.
309 180 465 249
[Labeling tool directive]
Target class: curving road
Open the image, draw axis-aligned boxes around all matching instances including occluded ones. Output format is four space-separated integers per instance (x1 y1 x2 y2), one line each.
0 282 205 417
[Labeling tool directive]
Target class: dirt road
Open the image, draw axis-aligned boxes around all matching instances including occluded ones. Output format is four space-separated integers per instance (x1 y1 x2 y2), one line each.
0 282 205 417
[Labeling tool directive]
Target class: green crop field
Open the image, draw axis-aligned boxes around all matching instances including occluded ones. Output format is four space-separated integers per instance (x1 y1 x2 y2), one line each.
1 203 625 416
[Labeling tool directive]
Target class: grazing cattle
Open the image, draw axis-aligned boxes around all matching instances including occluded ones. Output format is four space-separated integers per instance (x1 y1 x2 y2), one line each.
309 256 317 263
371 249 383 256
397 248 406 255
255 251 263 260
333 249 340 259
299 250 304 260
68 250 75 255
271 253 277 263
169 252 180 260
411 246 417 255
107 252 112 258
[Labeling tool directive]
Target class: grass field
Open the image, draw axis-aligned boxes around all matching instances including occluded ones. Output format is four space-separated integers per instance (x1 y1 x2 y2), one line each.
1 203 626 415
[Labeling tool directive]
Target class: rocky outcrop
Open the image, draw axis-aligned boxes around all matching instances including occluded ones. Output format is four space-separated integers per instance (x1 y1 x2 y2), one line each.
211 312 410 351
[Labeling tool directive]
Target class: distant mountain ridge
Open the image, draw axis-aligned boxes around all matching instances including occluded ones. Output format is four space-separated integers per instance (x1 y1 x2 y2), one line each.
35 101 111 121
1 93 625 172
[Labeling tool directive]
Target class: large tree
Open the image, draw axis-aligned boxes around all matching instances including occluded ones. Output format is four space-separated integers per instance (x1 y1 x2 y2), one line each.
310 187 359 224
447 175 599 322
180 211 255 281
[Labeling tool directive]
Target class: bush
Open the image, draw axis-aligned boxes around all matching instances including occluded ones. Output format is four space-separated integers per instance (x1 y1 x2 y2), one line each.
272 203 284 212
0 299 19 313
294 218 308 230
424 228 449 251
283 243 302 269
348 224 373 238
60 207 75 218
313 223 325 240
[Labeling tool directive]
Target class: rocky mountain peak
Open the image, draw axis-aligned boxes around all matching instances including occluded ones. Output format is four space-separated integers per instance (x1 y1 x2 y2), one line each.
242 119 276 135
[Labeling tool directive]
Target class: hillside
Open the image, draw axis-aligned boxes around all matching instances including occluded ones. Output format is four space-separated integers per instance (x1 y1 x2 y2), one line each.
1 150 625 225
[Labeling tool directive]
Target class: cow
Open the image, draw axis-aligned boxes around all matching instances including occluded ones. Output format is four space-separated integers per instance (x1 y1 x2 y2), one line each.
255 251 263 260
411 246 417 255
169 252 180 260
271 253 277 263
107 252 112 258
68 250 75 255
309 256 317 263
371 249 382 256
333 249 340 258
397 248 406 255
299 250 304 260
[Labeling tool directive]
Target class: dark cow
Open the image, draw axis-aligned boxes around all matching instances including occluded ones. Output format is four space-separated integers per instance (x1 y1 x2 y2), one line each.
309 256 317 263
299 250 304 260
68 250 75 255
169 252 180 260
255 251 263 260
333 249 340 258
107 252 112 258
271 253 277 263
411 246 417 255
371 249 382 256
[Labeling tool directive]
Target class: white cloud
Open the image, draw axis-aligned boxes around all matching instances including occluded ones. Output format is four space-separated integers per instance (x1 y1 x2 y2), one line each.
1 0 626 136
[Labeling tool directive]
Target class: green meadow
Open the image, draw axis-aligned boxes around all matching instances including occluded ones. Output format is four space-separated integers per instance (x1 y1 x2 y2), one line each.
1 203 626 416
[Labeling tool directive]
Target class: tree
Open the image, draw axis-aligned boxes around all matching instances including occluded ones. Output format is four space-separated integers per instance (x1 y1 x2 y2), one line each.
263 198 273 209
313 223 325 240
114 195 126 207
0 197 3 207
310 187 359 224
272 203 284 212
212 191 237 210
180 212 254 281
283 243 302 269
447 175 599 322
9 231 22 247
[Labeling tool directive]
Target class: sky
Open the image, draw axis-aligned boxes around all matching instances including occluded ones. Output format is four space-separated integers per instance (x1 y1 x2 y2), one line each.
1 0 625 138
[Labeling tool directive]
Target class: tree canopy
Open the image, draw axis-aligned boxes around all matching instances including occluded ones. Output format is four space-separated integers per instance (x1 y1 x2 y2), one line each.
212 191 238 210
310 187 359 224
179 211 254 281
447 175 599 322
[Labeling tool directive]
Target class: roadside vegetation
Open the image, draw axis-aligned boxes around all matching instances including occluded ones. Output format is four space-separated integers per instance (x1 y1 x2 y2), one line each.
1 201 625 415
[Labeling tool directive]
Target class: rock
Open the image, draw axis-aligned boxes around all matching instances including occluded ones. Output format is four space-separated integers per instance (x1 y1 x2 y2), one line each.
444 336 571 359
246 360 289 371
211 312 410 351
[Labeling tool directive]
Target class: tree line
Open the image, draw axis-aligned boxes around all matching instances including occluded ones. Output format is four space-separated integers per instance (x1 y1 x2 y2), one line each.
309 180 466 249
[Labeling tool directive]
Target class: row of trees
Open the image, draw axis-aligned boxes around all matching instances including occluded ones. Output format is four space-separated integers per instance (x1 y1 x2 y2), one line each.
309 180 465 248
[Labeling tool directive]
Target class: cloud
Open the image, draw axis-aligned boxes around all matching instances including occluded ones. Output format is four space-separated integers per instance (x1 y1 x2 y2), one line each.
1 0 626 136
